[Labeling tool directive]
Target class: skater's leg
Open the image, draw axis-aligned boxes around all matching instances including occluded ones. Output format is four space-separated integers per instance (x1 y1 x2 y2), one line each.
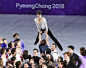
48 28 63 51
34 31 43 45
34 32 39 45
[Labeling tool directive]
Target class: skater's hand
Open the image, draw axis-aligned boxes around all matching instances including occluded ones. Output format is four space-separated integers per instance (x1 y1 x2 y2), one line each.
39 31 42 34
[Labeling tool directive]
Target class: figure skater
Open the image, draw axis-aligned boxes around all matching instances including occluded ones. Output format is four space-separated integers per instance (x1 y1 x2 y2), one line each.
34 10 63 51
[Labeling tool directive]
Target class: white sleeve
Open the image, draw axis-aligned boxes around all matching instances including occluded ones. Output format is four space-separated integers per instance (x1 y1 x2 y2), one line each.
44 18 48 31
52 53 59 65
8 55 12 60
53 53 59 61
34 18 40 31
16 54 21 61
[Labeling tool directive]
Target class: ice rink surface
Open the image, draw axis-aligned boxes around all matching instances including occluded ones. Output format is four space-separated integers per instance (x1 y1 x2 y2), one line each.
0 14 86 57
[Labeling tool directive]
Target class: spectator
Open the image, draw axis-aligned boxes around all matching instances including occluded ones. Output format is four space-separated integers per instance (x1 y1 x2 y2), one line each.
42 62 48 68
11 56 16 67
13 33 25 52
0 33 85 68
6 56 16 68
24 62 29 68
32 62 38 68
14 42 21 54
57 56 63 67
80 47 86 59
63 52 76 68
15 39 25 52
45 48 51 55
1 38 7 49
68 45 82 68
29 57 35 67
0 57 3 68
39 58 42 68
1 48 7 67
51 43 59 65
15 61 21 68
6 48 11 58
39 55 48 68
46 54 55 67
8 41 15 49
8 48 17 60
79 55 86 68
39 31 49 56
58 61 64 68
79 47 86 68
21 50 29 68
8 48 21 61
41 56 48 63
33 48 40 64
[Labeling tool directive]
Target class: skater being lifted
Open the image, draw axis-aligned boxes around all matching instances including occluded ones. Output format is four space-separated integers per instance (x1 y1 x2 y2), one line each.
34 10 63 51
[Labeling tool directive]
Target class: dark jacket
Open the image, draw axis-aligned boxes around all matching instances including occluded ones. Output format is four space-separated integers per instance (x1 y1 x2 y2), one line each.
70 53 82 68
67 60 76 68
33 56 40 64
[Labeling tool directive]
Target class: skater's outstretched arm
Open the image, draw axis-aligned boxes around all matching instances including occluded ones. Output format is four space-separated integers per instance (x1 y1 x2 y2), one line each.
45 32 49 46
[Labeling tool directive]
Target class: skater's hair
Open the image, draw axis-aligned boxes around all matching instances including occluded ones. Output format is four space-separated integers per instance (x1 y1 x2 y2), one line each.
36 10 42 15
80 47 85 56
40 39 46 46
45 48 51 54
11 48 16 54
85 50 86 55
68 45 74 50
13 33 19 37
33 48 38 52
52 43 57 48
8 41 13 48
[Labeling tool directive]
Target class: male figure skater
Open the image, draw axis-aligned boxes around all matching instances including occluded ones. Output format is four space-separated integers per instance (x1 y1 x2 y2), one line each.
34 10 63 51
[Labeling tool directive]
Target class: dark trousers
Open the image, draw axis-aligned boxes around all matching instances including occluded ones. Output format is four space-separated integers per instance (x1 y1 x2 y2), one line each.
34 28 63 51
